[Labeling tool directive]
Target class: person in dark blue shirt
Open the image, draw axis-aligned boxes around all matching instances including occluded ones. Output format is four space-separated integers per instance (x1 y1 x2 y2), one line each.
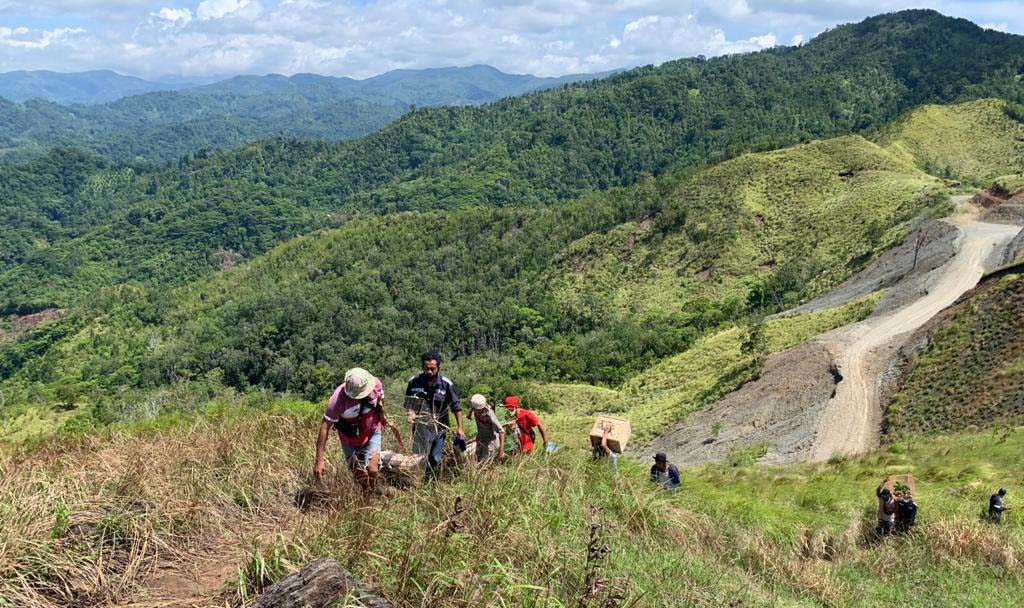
405 351 463 479
989 488 1009 523
650 453 681 489
895 491 918 534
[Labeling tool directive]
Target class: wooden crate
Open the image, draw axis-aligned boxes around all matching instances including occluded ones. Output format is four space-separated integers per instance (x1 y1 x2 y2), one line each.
589 416 631 453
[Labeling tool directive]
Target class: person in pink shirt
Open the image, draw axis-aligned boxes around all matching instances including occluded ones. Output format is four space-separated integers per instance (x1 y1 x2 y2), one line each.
314 368 404 496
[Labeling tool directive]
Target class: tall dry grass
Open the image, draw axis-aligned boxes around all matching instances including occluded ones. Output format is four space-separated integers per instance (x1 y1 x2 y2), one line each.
3 409 1023 607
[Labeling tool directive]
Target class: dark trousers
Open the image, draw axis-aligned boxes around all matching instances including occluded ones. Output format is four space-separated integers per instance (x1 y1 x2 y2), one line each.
413 429 446 479
876 520 893 536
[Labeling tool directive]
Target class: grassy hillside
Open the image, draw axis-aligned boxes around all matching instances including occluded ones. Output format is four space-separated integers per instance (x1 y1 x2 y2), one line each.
548 135 943 324
886 267 1024 437
877 99 1024 185
2 11 1023 314
523 293 880 447
1 402 1020 607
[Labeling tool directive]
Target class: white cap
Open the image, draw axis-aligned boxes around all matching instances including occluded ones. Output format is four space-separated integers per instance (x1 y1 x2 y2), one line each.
470 394 488 410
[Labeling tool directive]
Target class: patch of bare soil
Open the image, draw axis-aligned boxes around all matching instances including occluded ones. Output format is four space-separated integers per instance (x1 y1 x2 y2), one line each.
646 341 841 466
1 308 65 342
790 220 958 317
125 552 239 608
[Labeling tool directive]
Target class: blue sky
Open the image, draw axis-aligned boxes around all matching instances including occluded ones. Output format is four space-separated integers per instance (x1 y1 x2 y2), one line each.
0 1 1021 79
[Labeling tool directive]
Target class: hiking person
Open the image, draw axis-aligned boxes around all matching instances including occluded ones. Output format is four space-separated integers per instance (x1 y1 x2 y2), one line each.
876 477 897 538
593 425 618 470
650 452 681 489
504 395 549 455
469 394 505 465
895 490 918 534
405 351 463 478
989 488 1009 523
314 368 404 496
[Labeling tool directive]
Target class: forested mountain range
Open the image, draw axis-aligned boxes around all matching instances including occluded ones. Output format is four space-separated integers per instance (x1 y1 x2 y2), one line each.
2 97 1021 428
1 10 1021 317
0 65 610 164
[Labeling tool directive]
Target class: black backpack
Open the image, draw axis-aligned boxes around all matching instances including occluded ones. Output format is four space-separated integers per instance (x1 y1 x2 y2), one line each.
334 403 372 438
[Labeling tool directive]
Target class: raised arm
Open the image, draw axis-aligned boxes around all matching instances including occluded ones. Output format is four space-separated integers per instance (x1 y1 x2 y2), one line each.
877 476 890 497
600 426 612 456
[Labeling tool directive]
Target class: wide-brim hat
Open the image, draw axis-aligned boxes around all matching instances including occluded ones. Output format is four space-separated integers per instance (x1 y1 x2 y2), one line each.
344 368 375 399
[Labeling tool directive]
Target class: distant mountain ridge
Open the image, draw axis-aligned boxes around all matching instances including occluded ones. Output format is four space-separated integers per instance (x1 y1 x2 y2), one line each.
185 64 615 107
0 65 611 106
0 70 195 104
0 65 613 164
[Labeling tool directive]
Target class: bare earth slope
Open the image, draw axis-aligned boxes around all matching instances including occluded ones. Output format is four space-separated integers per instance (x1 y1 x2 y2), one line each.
808 215 1021 460
649 207 1021 466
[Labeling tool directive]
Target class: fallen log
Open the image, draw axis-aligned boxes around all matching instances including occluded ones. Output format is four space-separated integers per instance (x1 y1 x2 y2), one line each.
379 450 425 487
252 557 393 608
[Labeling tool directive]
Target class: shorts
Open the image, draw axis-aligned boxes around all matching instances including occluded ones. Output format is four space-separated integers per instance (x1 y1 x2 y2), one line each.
341 429 382 470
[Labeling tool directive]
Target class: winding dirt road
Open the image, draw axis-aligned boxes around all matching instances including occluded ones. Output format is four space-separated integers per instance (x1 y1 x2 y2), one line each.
809 214 1022 461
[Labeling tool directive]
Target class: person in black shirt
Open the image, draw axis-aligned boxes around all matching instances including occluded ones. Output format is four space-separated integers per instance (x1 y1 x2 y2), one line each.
650 453 681 489
405 351 463 478
989 488 1009 523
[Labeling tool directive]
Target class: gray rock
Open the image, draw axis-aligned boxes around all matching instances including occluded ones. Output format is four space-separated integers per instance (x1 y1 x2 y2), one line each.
252 558 393 608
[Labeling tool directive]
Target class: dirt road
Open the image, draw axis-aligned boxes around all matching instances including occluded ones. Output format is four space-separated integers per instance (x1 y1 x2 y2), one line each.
808 215 1022 461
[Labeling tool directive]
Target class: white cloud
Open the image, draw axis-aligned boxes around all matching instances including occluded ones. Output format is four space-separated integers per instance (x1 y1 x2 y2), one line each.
621 14 777 59
0 25 85 49
196 0 260 21
0 1 1020 79
153 7 192 26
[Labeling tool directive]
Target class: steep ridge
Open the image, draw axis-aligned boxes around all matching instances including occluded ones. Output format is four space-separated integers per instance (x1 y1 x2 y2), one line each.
647 206 1021 466
0 127 951 437
3 97 1021 443
809 213 1021 460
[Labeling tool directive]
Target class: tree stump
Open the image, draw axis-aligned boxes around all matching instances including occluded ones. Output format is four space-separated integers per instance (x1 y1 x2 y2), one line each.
252 558 393 608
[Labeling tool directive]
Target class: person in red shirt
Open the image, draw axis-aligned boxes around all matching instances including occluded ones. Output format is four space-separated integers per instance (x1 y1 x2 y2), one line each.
503 396 549 455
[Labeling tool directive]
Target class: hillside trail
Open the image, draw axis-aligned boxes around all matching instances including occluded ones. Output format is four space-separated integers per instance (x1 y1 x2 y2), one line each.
808 199 1021 461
